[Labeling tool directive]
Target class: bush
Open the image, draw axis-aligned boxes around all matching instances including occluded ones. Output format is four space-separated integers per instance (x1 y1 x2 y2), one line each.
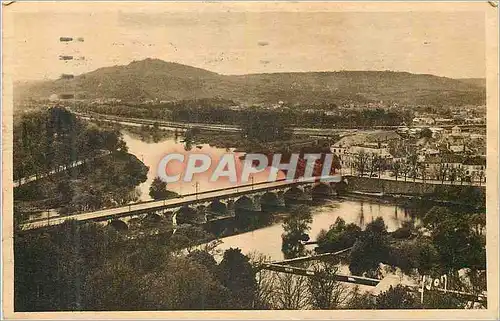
315 217 362 254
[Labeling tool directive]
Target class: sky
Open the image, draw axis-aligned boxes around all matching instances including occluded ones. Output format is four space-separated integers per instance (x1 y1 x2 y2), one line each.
9 8 486 81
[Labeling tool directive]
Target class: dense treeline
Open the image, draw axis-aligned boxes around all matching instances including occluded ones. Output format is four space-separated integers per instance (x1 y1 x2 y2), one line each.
14 222 257 311
13 107 148 216
13 106 127 180
316 207 486 275
73 100 413 129
313 207 486 307
14 152 148 215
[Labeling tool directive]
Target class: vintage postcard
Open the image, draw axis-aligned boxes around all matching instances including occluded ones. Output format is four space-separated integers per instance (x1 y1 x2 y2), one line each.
1 1 499 319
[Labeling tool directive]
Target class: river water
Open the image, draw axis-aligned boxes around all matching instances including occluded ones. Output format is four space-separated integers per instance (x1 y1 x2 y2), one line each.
216 199 414 261
122 131 418 261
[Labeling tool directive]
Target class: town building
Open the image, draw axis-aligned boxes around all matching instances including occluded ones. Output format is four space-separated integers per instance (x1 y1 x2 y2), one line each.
462 156 486 181
451 126 462 136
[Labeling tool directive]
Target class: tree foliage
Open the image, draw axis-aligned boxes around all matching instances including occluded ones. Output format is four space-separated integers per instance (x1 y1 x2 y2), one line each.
349 217 390 276
217 248 258 309
149 176 179 200
281 205 313 259
315 217 362 254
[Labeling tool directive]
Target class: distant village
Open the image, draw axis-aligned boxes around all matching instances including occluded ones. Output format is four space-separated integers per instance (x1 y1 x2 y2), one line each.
331 123 486 185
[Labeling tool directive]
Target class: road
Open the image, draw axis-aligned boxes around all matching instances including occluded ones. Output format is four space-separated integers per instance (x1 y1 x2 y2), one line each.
14 151 111 188
341 172 485 187
20 175 341 231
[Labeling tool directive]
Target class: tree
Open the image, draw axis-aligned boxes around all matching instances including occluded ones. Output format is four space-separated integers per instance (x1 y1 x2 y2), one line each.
273 272 309 309
420 128 433 139
448 167 457 185
315 217 361 254
407 152 419 182
149 176 178 200
248 253 276 309
281 205 313 259
346 287 376 309
438 162 448 185
141 256 232 310
423 206 486 272
217 248 257 309
418 162 427 183
477 170 485 186
349 217 390 276
169 226 213 253
456 166 467 185
401 161 410 182
354 151 369 177
391 161 401 181
368 154 383 178
375 285 421 309
307 262 351 309
187 250 218 273
240 109 291 143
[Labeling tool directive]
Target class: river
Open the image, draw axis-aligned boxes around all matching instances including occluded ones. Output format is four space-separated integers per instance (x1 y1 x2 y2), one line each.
215 199 414 261
122 131 418 262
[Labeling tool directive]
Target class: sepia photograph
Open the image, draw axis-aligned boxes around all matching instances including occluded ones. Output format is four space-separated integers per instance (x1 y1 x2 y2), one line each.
1 1 499 319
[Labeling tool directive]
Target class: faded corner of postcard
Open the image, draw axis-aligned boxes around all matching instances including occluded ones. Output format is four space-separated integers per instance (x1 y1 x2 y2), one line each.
1 1 499 320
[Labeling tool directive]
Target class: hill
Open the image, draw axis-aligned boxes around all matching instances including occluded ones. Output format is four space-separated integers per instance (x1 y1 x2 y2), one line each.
14 58 486 106
457 78 486 89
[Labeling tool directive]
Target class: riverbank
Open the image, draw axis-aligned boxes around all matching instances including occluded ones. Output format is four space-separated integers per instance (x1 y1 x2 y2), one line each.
344 176 486 209
89 115 334 155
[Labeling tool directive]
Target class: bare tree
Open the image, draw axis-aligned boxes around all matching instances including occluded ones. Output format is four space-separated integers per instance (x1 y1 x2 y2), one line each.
391 160 401 181
354 151 369 177
248 252 276 309
401 161 410 182
307 262 352 309
274 272 310 309
477 170 485 186
448 167 457 185
418 162 427 184
438 162 448 185
456 166 467 185
368 154 382 178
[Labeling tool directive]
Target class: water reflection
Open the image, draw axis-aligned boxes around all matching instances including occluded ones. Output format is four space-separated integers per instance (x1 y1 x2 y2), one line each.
358 201 365 227
216 199 419 261
122 130 285 201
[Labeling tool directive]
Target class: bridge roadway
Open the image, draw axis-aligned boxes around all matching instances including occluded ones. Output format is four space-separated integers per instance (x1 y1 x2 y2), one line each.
21 175 340 231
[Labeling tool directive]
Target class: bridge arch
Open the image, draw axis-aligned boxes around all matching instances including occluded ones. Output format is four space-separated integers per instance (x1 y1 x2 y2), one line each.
143 213 163 224
311 182 334 198
284 187 304 200
260 192 279 206
175 206 198 224
127 217 141 229
108 219 128 231
336 180 348 195
208 199 227 214
234 196 254 211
